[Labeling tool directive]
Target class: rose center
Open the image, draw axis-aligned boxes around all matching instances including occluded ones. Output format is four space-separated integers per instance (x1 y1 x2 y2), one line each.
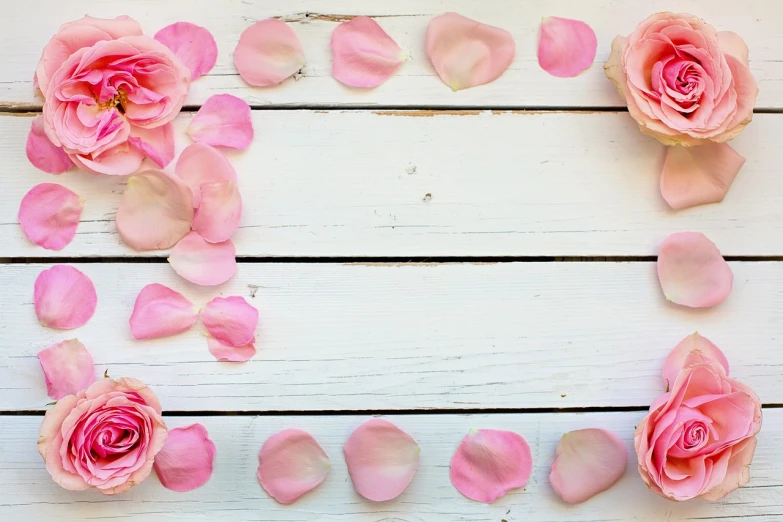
96 88 128 114
682 421 708 450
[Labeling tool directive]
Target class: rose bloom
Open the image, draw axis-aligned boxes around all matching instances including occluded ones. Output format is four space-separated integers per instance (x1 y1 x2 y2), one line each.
605 12 757 146
35 16 189 175
38 377 168 495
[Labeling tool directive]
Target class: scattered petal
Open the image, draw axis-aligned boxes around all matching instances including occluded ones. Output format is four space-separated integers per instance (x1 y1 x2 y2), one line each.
37 339 96 400
258 429 331 504
128 123 175 168
234 19 306 87
549 428 627 503
426 13 515 91
201 296 258 347
175 143 237 207
663 333 730 390
168 232 237 286
154 22 218 80
657 231 733 308
208 336 256 362
26 116 73 174
130 283 197 340
34 265 97 329
191 180 242 243
187 94 254 150
450 429 532 503
18 183 83 250
331 16 406 88
661 143 746 210
116 170 194 251
344 418 420 502
154 424 216 492
537 17 597 78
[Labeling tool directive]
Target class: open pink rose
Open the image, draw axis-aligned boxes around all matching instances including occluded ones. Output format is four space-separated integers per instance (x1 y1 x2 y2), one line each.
38 377 168 495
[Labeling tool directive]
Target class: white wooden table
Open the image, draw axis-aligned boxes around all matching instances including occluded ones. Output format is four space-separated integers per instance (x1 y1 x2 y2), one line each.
1 1 782 520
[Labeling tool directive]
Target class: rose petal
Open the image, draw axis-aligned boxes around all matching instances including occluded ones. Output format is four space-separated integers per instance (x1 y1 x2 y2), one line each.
450 428 532 503
116 170 194 251
234 19 306 87
257 429 330 504
549 428 627 503
187 94 254 150
26 116 74 174
537 17 597 78
37 339 96 400
130 283 198 340
208 336 257 362
661 143 746 210
191 180 242 243
18 183 83 250
154 22 218 80
201 296 258 347
168 231 237 286
718 31 750 67
663 332 731 390
175 143 237 207
657 231 733 308
70 144 145 177
128 123 175 168
34 265 97 329
344 418 420 502
426 13 515 91
153 424 216 492
331 16 406 88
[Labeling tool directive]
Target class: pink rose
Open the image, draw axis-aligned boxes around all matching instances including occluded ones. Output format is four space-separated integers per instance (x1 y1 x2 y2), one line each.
605 13 757 146
635 334 762 501
38 377 168 495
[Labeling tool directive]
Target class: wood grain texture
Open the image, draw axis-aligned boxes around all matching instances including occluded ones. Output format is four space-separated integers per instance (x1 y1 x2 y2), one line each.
1 0 781 109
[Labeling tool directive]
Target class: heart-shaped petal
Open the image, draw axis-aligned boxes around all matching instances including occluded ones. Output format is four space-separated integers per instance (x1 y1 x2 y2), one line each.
200 296 258 347
18 183 83 251
331 16 406 88
187 94 254 150
663 333 730 390
154 22 218 80
234 19 305 87
130 283 198 340
168 232 237 286
34 265 97 329
258 429 331 504
537 17 597 78
154 423 216 492
26 116 73 174
37 339 96 400
191 180 242 243
175 143 237 207
207 336 257 362
128 123 175 168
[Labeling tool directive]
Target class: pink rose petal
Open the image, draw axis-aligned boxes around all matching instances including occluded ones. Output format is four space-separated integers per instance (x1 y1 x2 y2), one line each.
537 17 597 78
18 183 83 251
26 116 73 174
426 13 515 91
234 19 306 87
130 283 198 340
718 31 750 66
34 265 97 329
191 180 242 243
154 22 218 80
657 231 733 308
258 429 331 504
175 143 237 207
208 336 257 362
153 423 216 492
663 332 730 390
344 418 420 502
201 296 258 347
128 123 175 168
116 170 194 251
450 428 532 503
37 339 96 400
70 145 145 177
549 428 627 504
168 231 237 286
187 94 254 150
661 143 746 210
331 16 406 88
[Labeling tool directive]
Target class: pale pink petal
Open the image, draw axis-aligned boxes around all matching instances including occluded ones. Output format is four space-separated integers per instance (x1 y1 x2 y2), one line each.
331 16 406 88
37 339 96 400
537 17 597 78
208 336 257 362
129 283 198 340
154 22 218 80
116 170 194 251
128 123 175 168
657 231 733 308
70 144 145 176
344 418 420 502
168 231 237 286
234 19 306 87
26 116 73 174
153 424 216 492
187 94 254 150
257 429 331 504
175 143 237 207
660 143 746 210
18 183 82 250
34 265 97 329
663 332 730 390
718 31 750 66
426 13 515 91
191 181 242 243
450 428 532 503
549 428 627 504
200 296 258 346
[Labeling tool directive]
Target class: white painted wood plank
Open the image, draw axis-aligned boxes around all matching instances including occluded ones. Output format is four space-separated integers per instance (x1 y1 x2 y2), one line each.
1 411 781 521
2 111 782 258
2 262 781 411
2 0 781 109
